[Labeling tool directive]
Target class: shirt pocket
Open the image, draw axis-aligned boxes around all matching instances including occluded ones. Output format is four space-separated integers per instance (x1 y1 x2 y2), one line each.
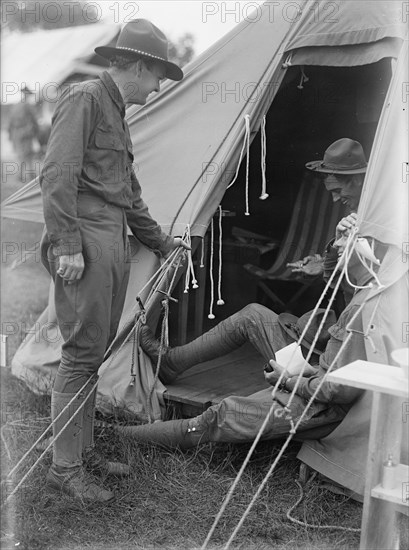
94 128 124 151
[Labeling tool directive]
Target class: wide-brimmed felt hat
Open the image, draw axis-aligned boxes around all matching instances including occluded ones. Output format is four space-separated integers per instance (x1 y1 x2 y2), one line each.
95 19 183 81
278 309 337 355
305 138 367 175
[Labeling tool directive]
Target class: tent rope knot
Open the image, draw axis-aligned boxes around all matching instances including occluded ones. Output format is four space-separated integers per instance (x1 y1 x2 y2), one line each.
344 232 384 290
208 217 216 319
135 296 146 324
297 66 309 90
259 115 269 200
208 207 226 318
183 224 198 292
282 53 293 68
130 308 146 387
216 206 225 306
346 294 382 355
226 114 252 215
146 297 170 423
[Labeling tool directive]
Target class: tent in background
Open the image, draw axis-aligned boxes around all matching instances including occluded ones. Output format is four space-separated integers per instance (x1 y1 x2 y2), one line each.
2 23 120 104
1 22 120 156
2 2 408 494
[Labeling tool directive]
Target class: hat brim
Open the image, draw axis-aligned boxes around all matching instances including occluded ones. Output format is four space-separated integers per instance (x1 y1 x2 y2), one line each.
305 160 367 175
94 46 183 81
277 313 322 355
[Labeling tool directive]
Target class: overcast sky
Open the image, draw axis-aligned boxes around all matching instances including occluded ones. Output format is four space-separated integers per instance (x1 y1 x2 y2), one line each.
96 1 264 55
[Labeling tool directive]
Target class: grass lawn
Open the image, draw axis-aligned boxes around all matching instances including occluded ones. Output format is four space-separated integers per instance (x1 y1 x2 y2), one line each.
1 169 407 550
1 375 365 550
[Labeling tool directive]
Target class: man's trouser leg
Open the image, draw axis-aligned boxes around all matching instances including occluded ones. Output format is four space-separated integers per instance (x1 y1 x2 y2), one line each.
50 390 85 469
152 303 291 383
46 388 114 502
41 201 130 499
196 391 346 444
114 389 345 448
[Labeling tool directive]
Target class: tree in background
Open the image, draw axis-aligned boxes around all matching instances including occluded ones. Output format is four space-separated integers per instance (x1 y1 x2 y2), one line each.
2 1 195 65
169 32 195 67
1 0 99 32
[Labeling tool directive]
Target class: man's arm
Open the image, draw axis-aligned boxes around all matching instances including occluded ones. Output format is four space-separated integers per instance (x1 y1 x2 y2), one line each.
125 171 189 257
287 254 324 276
265 303 367 405
287 214 358 277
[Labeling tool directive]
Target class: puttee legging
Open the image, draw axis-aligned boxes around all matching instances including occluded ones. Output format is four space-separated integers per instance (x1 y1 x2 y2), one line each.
41 197 130 393
168 303 293 370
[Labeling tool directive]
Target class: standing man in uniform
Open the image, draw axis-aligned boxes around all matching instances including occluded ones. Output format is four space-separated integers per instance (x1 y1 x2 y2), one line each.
40 20 188 503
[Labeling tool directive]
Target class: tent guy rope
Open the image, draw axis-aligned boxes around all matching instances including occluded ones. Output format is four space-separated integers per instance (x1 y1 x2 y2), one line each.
201 234 383 549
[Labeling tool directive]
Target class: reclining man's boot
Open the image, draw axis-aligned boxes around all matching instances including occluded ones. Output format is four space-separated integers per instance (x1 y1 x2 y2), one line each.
82 384 130 477
114 418 208 450
139 325 176 384
46 390 114 503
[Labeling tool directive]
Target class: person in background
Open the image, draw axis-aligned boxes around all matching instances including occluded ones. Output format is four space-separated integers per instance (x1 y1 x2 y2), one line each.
40 19 189 503
8 86 40 180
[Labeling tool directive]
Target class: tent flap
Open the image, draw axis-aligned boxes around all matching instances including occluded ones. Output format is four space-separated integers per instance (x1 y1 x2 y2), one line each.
285 0 407 51
288 37 403 67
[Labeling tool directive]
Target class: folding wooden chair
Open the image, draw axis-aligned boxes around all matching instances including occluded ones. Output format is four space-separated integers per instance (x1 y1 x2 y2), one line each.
243 175 346 311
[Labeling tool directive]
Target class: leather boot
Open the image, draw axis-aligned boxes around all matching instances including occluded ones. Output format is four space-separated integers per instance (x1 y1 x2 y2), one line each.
140 311 250 385
139 324 180 384
82 384 130 477
115 419 209 450
46 390 114 503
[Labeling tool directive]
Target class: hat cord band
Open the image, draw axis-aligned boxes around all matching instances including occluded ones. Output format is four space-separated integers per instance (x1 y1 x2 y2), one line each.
115 46 167 63
321 161 367 170
285 322 321 349
285 322 301 337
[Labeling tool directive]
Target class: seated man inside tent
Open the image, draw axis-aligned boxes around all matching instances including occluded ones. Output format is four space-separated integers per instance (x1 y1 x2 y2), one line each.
111 216 387 450
288 138 367 286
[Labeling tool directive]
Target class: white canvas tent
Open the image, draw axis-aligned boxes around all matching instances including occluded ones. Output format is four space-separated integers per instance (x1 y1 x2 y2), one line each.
2 0 408 490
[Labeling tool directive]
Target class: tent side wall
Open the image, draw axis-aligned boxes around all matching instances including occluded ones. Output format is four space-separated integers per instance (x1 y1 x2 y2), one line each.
298 40 409 495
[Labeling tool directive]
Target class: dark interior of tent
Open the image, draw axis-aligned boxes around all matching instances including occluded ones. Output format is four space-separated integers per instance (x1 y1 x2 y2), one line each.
162 58 392 415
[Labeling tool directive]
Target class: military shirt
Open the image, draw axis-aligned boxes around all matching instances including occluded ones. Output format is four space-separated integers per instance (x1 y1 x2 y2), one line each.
40 71 173 257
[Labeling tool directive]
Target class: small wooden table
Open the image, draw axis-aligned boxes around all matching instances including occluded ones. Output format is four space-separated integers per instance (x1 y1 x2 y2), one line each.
327 360 409 550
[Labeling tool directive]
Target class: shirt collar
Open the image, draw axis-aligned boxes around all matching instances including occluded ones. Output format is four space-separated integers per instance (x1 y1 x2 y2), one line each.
100 71 126 118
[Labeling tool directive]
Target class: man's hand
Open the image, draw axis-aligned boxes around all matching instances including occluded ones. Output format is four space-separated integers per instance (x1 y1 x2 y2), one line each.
172 237 191 251
335 213 357 240
163 237 191 260
287 254 324 276
264 359 287 386
57 252 85 284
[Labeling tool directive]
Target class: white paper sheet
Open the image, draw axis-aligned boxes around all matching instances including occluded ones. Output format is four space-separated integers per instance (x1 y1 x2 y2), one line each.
275 342 317 377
